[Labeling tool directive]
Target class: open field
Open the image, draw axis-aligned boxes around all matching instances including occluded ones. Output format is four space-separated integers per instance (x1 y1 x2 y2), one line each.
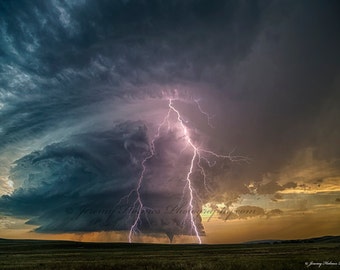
0 238 339 270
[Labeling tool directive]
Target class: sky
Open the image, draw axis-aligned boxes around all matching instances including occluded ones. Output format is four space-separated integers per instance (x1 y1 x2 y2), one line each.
0 0 339 244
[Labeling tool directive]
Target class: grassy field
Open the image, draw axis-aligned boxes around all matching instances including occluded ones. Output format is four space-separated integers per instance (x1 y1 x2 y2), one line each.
0 239 339 270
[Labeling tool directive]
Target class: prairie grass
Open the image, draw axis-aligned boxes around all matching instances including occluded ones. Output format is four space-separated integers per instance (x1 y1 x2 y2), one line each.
0 240 339 269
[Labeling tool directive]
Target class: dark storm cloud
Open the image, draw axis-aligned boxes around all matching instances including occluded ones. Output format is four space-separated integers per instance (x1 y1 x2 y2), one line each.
1 0 338 159
0 0 339 237
0 122 205 237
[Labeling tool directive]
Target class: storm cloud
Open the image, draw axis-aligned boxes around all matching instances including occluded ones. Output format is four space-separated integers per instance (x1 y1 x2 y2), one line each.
0 0 339 240
0 122 206 237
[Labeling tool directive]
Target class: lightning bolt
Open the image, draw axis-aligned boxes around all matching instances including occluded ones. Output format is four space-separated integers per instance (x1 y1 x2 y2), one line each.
126 98 249 244
194 98 215 128
127 151 150 243
168 99 202 243
127 110 170 243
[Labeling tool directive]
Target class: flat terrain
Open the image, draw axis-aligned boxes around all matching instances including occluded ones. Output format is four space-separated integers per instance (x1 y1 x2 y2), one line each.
0 239 339 270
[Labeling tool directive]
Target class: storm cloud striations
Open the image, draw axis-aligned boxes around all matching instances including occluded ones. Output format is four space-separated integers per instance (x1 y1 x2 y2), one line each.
0 0 339 241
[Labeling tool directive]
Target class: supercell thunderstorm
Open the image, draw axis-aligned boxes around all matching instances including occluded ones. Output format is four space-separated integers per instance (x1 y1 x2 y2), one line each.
1 0 338 245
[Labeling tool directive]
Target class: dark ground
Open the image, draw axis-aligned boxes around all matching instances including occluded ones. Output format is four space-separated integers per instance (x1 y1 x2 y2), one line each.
0 238 339 270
